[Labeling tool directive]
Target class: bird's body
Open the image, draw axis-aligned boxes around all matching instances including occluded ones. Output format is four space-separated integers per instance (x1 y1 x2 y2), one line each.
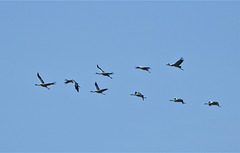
205 101 221 107
167 57 184 70
35 72 55 90
96 65 113 79
170 97 185 104
65 79 80 92
136 66 151 73
131 91 146 100
90 82 108 95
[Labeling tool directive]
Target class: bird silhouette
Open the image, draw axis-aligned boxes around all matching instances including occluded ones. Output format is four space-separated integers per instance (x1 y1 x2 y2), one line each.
90 82 108 95
96 64 113 79
167 57 184 70
35 72 55 90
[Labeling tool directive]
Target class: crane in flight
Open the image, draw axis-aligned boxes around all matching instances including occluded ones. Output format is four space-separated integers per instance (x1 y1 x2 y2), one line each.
167 57 184 71
35 72 55 90
96 65 113 79
205 101 221 107
131 91 146 101
169 97 186 104
64 79 80 92
135 66 151 73
90 82 108 95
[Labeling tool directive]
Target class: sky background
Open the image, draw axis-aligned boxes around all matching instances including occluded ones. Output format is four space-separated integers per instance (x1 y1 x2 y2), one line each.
0 1 240 152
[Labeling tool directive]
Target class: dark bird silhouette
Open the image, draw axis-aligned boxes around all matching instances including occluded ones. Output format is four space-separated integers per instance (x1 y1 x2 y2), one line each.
170 97 185 104
96 64 113 79
131 91 146 100
167 57 184 70
35 72 55 90
204 101 221 107
90 82 108 95
64 79 80 92
136 66 151 73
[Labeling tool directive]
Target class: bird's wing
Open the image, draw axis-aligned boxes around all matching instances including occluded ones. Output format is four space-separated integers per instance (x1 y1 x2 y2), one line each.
37 72 44 84
179 99 183 102
44 82 55 86
95 82 100 90
71 80 79 92
75 87 79 92
97 65 104 73
100 88 108 92
75 84 79 92
65 79 73 84
174 57 184 66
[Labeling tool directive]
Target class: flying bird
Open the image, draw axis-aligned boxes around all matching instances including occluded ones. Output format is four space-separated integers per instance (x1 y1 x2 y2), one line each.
169 97 186 104
135 66 151 73
35 72 55 90
167 57 184 70
204 101 221 107
90 82 108 95
96 65 113 79
130 91 146 100
64 79 80 92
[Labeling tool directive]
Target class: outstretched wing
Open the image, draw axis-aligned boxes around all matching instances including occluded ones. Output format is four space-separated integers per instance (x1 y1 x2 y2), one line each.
75 84 79 92
73 80 80 92
44 82 55 86
97 65 104 73
100 88 108 92
37 72 44 84
65 79 73 84
178 98 183 102
174 57 184 66
95 82 100 90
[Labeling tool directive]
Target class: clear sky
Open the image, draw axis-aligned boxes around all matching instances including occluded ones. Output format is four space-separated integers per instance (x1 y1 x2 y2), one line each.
0 1 240 152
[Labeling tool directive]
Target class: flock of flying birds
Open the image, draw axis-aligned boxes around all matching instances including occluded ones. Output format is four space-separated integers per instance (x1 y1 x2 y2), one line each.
35 57 221 107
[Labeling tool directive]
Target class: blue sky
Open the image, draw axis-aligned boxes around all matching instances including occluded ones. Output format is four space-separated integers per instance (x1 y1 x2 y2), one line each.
0 1 240 152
